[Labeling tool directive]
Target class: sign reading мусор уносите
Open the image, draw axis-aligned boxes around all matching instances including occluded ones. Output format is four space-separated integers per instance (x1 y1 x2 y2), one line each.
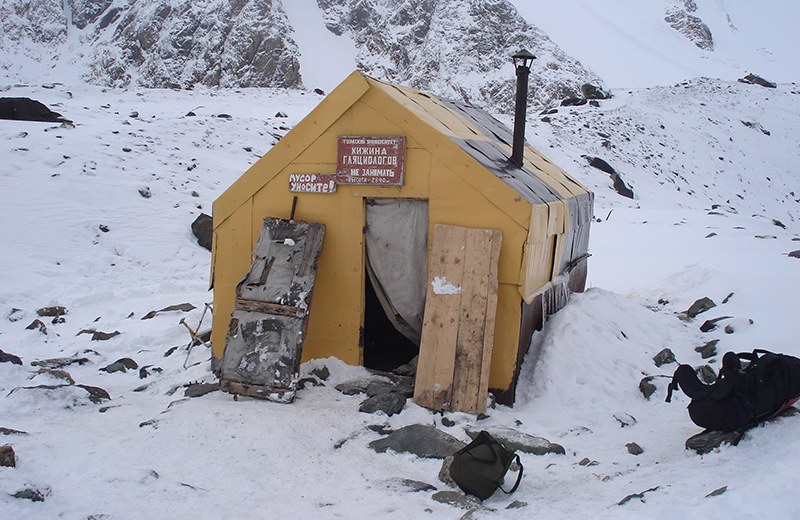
288 136 406 193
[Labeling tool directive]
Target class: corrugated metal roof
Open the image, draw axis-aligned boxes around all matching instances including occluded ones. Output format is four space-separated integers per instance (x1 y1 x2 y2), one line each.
368 76 591 209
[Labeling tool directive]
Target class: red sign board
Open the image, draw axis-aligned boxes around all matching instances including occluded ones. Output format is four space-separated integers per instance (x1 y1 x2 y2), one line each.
288 173 337 193
336 136 405 186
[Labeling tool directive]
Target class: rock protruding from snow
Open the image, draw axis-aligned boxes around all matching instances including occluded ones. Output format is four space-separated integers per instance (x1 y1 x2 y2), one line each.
368 424 464 458
664 0 713 51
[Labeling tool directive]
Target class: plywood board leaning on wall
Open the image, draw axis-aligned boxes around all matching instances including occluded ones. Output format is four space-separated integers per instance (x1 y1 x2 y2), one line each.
413 224 502 414
220 217 325 403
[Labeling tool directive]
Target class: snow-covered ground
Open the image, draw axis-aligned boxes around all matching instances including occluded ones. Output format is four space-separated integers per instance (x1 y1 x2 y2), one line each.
1 73 798 519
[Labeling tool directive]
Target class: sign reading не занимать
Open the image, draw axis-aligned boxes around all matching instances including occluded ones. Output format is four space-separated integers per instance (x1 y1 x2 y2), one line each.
337 136 405 186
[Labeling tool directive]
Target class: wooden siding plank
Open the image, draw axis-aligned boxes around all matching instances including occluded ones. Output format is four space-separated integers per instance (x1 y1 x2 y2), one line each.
477 231 502 410
451 228 502 413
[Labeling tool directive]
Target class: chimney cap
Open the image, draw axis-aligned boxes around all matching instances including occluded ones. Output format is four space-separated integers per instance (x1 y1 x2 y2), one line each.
512 49 536 69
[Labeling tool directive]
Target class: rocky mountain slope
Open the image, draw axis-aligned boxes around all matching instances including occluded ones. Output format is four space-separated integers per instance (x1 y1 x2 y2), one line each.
1 0 603 110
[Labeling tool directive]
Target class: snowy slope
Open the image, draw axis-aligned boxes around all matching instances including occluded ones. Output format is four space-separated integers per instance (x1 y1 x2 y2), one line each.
513 0 800 88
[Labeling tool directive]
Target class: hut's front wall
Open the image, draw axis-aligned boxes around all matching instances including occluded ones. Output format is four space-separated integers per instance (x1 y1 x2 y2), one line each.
212 91 533 395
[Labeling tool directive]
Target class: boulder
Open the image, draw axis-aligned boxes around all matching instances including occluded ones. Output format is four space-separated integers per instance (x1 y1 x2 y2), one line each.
581 83 610 100
191 213 213 251
368 424 465 459
0 98 69 123
738 73 777 88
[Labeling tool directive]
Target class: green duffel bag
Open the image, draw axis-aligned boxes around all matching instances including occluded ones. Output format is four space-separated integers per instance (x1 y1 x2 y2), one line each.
449 430 523 500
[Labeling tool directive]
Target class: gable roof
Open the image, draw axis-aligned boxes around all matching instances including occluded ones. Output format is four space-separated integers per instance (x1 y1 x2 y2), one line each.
213 71 591 229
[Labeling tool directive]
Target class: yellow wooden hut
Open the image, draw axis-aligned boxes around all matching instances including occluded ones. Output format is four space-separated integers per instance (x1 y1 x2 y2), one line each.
211 71 593 405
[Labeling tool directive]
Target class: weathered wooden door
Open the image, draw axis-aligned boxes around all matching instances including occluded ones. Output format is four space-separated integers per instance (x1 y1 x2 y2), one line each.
413 224 502 414
220 217 325 403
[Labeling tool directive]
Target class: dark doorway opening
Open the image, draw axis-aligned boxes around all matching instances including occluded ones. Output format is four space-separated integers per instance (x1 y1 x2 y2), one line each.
363 269 419 372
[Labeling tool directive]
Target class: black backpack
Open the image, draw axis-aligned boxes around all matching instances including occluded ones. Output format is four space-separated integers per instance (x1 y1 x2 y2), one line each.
666 349 800 432
449 430 523 501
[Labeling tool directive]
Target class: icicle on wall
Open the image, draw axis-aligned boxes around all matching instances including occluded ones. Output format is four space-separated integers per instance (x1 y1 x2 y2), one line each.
542 278 571 324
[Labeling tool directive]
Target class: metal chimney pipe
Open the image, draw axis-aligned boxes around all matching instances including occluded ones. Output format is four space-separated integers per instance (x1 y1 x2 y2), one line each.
511 50 536 167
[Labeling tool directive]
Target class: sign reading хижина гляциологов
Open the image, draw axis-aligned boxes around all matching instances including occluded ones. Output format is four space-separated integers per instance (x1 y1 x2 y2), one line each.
288 173 338 193
336 136 405 186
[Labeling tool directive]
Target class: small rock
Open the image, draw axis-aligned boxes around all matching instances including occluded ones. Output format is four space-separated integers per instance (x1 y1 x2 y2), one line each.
139 365 162 379
139 187 152 198
359 392 406 416
653 348 676 367
695 339 719 359
578 457 598 466
788 250 800 259
0 427 28 436
395 478 436 492
184 382 219 397
724 324 735 334
686 297 715 318
35 368 75 384
141 303 196 320
6 308 25 322
313 88 325 96
217 113 232 119
0 349 23 365
25 319 47 334
12 487 46 502
706 486 727 498
700 316 732 332
561 97 587 106
738 73 776 88
626 442 644 455
101 357 138 373
310 366 330 381
36 306 67 317
335 380 370 395
31 355 90 369
506 500 528 509
722 292 734 303
685 429 744 455
275 111 288 118
92 330 121 341
439 455 457 487
129 111 139 118
441 417 456 427
639 376 657 399
697 364 718 384
0 445 16 467
431 490 481 509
